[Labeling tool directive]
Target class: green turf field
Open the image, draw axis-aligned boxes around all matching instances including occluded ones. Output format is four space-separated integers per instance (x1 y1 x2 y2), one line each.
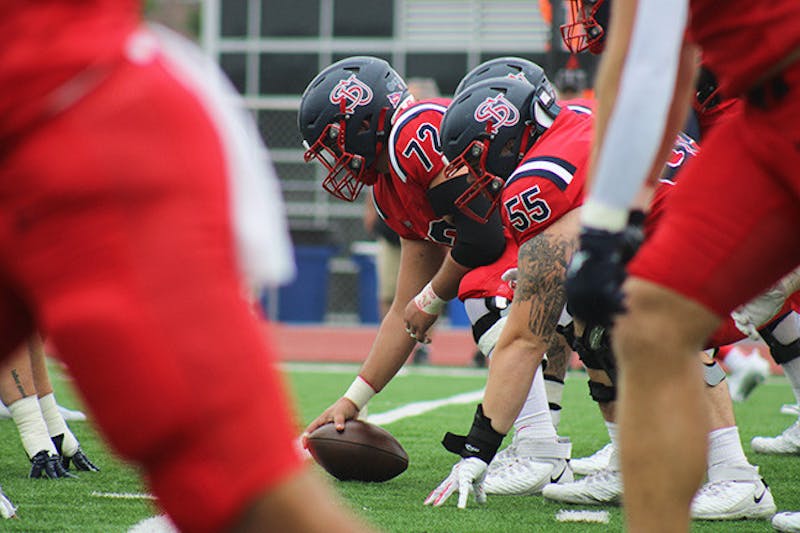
2 360 799 532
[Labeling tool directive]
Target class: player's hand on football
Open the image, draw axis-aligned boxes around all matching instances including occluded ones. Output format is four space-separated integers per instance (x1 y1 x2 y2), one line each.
565 227 627 326
29 451 77 479
403 301 438 344
424 457 488 509
302 397 361 445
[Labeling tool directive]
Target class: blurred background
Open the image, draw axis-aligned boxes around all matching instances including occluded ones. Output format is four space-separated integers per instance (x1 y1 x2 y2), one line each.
147 0 598 326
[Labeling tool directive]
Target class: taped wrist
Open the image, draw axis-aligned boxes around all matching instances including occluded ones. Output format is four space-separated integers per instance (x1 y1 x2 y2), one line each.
441 404 505 464
414 282 446 315
343 375 376 410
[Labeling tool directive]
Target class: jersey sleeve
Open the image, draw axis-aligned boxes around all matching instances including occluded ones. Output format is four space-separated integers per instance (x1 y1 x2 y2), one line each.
387 102 448 190
501 159 586 246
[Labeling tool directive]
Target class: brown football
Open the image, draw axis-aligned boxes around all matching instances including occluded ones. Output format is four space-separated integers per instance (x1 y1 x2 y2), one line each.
306 420 409 482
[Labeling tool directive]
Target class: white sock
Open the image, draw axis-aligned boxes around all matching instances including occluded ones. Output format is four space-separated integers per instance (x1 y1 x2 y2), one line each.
606 421 620 470
39 393 80 456
544 375 564 430
513 366 558 439
780 358 800 405
723 346 748 373
707 426 751 471
8 395 57 459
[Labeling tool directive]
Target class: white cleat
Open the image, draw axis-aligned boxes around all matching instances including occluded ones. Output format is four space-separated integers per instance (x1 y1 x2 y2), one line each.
542 467 623 505
727 350 770 402
691 466 776 520
751 419 800 454
570 442 613 476
773 512 800 533
781 404 800 416
0 486 16 519
484 435 573 495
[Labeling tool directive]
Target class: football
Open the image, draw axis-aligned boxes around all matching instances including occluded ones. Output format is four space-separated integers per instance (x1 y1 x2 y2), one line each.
306 419 409 482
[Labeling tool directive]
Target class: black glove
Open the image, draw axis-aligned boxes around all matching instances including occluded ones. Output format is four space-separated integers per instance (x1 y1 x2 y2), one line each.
29 451 77 479
620 209 646 264
441 404 505 464
63 449 100 472
52 434 100 472
565 227 627 326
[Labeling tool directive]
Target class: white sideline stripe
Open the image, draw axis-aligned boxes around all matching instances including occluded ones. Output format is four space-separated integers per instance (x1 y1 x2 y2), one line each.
92 491 156 500
282 361 488 379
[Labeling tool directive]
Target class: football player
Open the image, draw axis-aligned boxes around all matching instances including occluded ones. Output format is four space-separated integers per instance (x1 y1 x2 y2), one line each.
299 56 574 495
1 335 98 478
562 0 800 530
1 4 375 532
425 74 591 508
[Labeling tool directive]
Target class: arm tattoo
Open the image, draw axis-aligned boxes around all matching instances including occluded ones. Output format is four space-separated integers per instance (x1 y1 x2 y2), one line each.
515 231 578 342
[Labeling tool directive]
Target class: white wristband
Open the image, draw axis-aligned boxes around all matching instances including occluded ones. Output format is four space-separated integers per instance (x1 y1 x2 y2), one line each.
414 282 446 315
343 376 376 411
580 200 629 233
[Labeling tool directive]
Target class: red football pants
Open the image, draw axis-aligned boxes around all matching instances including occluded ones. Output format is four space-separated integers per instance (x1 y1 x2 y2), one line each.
0 54 303 532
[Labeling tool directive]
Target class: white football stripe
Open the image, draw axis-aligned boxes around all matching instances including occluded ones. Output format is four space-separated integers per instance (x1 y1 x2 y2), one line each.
515 159 574 185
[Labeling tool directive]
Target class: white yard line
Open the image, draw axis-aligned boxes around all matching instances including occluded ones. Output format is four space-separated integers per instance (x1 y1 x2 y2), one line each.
130 382 484 532
282 361 488 378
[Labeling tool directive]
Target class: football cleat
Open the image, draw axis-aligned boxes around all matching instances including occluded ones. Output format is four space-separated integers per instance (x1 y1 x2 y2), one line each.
0 485 15 519
751 418 800 454
570 442 614 476
773 512 800 533
484 435 573 495
690 466 775 520
63 449 100 472
726 350 770 402
29 451 77 479
781 403 800 416
542 466 622 505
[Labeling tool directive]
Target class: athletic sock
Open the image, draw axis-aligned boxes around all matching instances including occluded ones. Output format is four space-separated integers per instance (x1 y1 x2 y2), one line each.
39 393 80 456
544 375 564 430
514 366 558 438
605 420 620 470
707 426 751 471
8 395 57 458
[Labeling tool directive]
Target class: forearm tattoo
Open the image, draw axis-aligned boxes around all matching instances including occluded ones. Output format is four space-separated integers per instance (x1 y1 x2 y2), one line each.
515 231 578 342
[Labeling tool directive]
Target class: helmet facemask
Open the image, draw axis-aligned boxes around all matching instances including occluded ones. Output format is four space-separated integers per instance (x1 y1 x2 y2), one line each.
561 0 607 54
303 112 382 202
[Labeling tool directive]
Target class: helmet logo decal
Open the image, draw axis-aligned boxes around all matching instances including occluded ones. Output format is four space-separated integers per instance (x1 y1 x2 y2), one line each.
387 91 404 108
506 72 527 82
474 93 519 134
329 74 374 114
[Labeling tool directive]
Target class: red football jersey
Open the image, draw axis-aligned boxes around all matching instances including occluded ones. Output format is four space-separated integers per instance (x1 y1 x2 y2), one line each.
689 1 800 97
372 98 455 245
457 231 517 301
500 108 593 246
0 1 141 141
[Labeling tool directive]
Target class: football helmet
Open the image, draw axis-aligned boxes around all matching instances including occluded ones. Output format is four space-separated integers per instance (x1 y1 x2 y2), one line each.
440 75 559 222
561 0 611 54
455 57 551 96
694 65 722 113
298 56 410 201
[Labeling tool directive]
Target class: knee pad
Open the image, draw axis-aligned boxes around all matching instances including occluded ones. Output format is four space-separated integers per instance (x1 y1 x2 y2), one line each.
703 360 727 387
572 324 617 384
760 327 800 365
588 380 617 403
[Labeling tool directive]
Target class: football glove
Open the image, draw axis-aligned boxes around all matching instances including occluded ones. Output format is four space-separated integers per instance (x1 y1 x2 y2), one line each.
29 451 77 479
63 449 100 472
565 227 627 326
424 457 488 509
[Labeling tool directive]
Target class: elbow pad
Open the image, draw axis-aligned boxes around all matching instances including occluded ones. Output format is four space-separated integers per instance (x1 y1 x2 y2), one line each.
427 176 506 268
